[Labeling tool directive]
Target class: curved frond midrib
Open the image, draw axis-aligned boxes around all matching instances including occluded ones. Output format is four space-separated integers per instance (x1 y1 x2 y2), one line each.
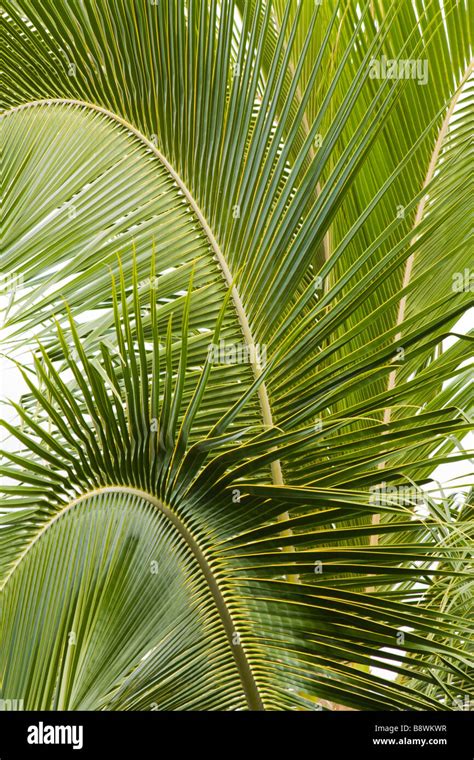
1 484 265 711
383 61 474 418
1 101 270 407
3 97 289 509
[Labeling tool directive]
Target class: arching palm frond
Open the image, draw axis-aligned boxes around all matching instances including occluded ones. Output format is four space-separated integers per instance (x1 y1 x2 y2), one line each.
1 0 472 711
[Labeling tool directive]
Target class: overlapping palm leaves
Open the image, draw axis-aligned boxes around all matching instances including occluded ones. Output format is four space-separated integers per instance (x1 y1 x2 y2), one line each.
1 268 472 710
0 0 473 710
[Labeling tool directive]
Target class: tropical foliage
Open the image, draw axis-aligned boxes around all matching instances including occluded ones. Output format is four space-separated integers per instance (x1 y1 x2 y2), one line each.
0 0 472 710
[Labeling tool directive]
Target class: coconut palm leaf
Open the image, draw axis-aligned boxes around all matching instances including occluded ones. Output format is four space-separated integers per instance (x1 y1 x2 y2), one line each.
1 275 473 710
0 0 473 710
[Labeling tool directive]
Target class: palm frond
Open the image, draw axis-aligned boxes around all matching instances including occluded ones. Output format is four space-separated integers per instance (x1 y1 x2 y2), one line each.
1 0 472 711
